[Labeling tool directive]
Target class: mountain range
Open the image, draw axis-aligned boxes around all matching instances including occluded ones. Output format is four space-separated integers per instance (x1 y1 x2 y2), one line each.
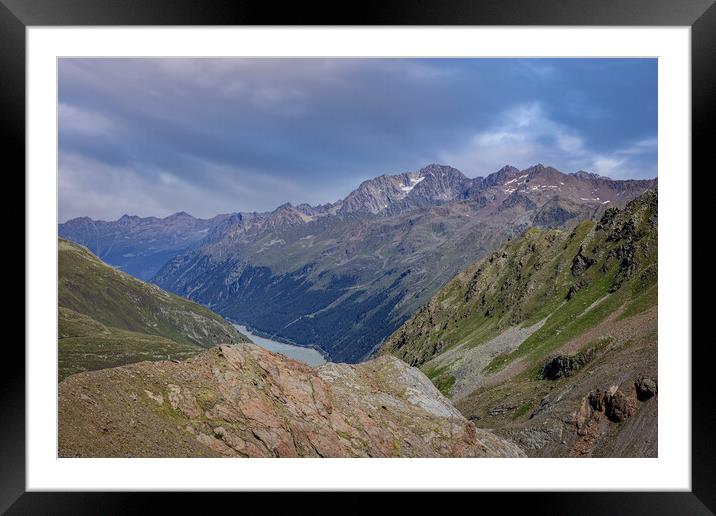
60 163 656 363
58 212 232 280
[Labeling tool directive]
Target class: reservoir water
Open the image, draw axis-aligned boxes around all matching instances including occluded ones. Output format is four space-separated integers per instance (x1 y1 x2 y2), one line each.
233 324 326 367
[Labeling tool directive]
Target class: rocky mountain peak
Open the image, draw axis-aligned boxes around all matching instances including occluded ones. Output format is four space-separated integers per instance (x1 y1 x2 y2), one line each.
275 202 294 211
59 212 231 280
60 216 95 230
571 170 609 181
417 163 464 177
167 210 193 219
482 164 525 188
338 164 474 215
496 165 520 175
295 203 314 212
409 164 470 202
261 202 314 228
474 164 655 213
338 170 421 214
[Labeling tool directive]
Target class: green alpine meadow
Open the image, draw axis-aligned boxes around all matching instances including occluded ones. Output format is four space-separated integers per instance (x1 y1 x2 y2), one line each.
58 238 250 380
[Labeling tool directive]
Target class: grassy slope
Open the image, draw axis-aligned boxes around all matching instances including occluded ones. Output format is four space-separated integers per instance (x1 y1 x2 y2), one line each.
58 307 203 381
58 239 249 380
383 190 657 395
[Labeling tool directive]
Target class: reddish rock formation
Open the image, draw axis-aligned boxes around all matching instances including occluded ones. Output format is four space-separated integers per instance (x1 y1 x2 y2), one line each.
59 343 525 458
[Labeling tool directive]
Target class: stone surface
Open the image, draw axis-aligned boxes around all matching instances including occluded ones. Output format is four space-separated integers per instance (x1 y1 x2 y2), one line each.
59 342 525 458
635 376 657 401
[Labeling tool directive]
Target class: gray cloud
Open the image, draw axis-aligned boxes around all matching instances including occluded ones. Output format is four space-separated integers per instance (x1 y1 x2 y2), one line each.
59 58 657 221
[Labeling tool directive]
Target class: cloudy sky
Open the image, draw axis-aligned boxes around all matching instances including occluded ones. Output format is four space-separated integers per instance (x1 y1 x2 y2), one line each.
59 58 657 222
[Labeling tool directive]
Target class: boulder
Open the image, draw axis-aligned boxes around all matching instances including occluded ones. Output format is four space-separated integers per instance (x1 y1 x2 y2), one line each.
541 355 581 380
605 389 633 422
635 376 657 401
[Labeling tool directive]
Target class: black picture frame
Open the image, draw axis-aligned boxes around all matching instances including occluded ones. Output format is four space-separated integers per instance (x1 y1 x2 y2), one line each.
4 0 712 512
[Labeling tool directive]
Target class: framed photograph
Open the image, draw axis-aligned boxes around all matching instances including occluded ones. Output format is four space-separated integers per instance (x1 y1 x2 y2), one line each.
6 0 712 511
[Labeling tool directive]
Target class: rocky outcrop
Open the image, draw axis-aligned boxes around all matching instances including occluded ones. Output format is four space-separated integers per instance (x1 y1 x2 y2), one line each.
540 347 599 380
571 245 595 276
58 343 525 458
497 192 537 213
540 355 583 380
582 386 635 424
635 376 657 401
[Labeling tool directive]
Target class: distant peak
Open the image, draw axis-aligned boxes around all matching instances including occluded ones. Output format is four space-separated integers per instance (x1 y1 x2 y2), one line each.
62 216 93 224
419 163 460 173
572 170 603 180
275 202 294 211
416 163 467 181
167 211 192 219
482 165 523 187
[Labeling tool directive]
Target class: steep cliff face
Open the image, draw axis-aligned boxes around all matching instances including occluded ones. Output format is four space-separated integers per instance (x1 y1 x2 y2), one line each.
59 342 525 458
337 171 424 214
383 190 658 457
336 164 472 215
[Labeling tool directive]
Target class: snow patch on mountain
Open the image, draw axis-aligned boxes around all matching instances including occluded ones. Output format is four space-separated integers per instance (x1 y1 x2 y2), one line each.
400 176 426 192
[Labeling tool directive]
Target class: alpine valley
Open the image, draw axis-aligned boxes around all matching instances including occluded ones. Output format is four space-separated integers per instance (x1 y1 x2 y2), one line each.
58 163 658 458
58 240 523 458
62 163 656 363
